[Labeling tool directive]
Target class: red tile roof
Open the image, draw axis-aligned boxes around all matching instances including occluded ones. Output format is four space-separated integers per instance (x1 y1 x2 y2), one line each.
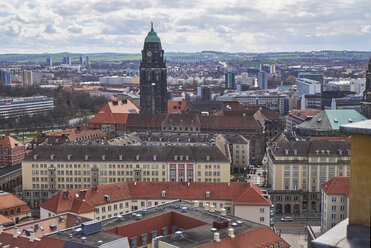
0 135 24 149
88 99 139 127
40 182 271 214
0 232 41 248
197 226 290 248
0 214 13 225
0 192 31 215
289 109 321 120
321 177 350 196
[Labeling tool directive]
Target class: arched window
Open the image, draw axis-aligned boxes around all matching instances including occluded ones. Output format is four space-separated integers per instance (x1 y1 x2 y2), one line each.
10 209 14 215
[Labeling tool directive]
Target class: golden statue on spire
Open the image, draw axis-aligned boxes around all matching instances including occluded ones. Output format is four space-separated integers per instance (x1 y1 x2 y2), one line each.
151 22 153 31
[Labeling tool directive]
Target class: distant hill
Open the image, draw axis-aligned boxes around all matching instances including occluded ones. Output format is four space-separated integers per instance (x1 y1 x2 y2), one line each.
0 50 370 64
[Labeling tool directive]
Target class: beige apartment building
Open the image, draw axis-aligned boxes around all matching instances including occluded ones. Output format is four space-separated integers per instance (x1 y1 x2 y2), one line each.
265 134 350 214
22 145 230 208
215 134 249 175
40 181 273 227
320 177 349 233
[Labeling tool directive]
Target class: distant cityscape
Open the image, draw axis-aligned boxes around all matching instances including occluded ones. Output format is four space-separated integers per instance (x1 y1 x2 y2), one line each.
0 23 370 248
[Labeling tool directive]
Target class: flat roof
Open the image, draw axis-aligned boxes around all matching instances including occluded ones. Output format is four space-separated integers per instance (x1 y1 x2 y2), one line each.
340 120 371 135
47 200 262 247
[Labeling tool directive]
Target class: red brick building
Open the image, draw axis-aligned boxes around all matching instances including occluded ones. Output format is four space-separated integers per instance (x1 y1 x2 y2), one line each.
0 135 25 167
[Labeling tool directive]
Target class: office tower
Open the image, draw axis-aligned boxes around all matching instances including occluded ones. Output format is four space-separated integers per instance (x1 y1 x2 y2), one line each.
22 70 33 86
63 56 71 65
225 72 236 88
46 58 52 67
361 59 371 118
139 22 167 114
79 56 84 65
270 64 276 74
0 69 11 85
197 86 212 100
85 56 90 66
259 64 263 72
258 72 268 90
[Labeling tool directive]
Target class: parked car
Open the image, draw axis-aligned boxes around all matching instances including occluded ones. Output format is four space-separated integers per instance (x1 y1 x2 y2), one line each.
280 216 293 222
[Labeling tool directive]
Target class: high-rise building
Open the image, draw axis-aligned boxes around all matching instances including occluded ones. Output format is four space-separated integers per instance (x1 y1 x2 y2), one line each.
361 59 371 118
46 58 52 67
85 56 90 66
197 86 212 100
258 72 268 90
79 56 84 65
297 78 321 97
270 64 276 74
0 69 11 85
225 72 236 88
139 23 167 114
63 56 71 65
22 70 33 86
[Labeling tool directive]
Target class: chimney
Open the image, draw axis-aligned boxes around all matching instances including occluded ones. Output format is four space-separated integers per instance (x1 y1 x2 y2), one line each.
214 232 221 242
210 205 215 213
13 227 19 238
221 208 227 216
204 203 210 211
30 232 35 242
193 200 199 207
228 228 235 238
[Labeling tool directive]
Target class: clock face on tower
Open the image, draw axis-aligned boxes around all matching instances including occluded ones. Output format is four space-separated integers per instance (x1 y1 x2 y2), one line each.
147 51 152 57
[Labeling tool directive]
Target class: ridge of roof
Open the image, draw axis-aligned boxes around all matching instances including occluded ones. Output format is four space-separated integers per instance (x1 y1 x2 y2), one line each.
321 176 350 196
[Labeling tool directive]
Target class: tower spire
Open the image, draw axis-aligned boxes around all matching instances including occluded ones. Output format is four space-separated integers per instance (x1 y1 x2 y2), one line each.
151 21 153 31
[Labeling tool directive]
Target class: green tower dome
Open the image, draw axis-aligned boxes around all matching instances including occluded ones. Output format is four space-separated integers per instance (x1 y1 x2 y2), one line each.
144 22 161 43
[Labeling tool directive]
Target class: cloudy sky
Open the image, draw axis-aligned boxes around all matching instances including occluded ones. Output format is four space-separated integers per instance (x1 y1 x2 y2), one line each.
0 0 370 54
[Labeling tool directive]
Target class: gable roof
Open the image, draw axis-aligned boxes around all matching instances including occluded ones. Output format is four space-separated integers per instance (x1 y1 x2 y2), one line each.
0 135 24 149
40 182 271 214
0 191 31 213
89 100 139 126
321 177 350 196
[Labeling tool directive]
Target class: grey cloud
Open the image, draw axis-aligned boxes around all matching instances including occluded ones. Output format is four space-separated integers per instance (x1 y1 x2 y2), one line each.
67 25 83 33
44 24 57 33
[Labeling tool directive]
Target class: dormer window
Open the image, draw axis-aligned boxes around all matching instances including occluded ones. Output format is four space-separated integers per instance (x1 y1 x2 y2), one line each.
206 155 210 161
136 155 140 161
67 155 72 160
119 155 123 161
285 149 289 155
174 155 178 161
206 191 210 198
33 154 38 160
293 150 297 155
102 155 106 161
153 155 157 161
50 154 55 160
85 155 89 160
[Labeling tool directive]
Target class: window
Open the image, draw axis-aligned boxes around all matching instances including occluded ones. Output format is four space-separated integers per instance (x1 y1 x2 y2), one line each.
332 197 336 202
331 214 336 220
260 217 264 222
340 205 345 211
260 208 264 213
331 205 336 212
341 197 345 202
102 207 106 213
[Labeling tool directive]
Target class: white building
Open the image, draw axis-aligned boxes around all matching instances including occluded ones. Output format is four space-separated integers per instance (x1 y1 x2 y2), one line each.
0 96 54 119
321 177 349 233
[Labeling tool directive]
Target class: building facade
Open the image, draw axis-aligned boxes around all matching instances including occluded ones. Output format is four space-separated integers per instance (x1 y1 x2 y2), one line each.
0 69 11 85
225 72 236 89
0 96 54 119
22 70 33 86
265 133 350 214
320 177 349 233
0 135 25 167
40 181 272 227
22 145 230 207
235 95 289 116
297 78 322 97
139 23 167 114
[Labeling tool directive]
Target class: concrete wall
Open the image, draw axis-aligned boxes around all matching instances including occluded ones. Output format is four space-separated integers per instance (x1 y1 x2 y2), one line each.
349 134 371 227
